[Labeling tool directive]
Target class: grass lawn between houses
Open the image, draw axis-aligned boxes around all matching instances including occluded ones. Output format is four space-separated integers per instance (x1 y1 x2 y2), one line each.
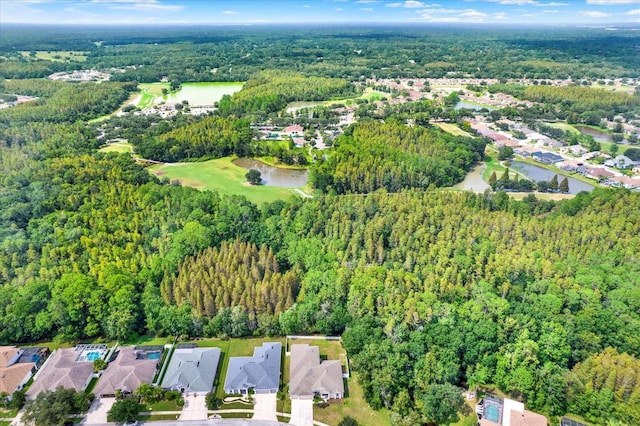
99 141 133 154
148 157 302 205
435 122 473 137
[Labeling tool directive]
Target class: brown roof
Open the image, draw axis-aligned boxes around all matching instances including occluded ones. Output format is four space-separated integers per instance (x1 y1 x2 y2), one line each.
0 346 36 394
510 409 548 426
289 344 344 398
0 346 20 368
26 348 94 397
93 347 158 396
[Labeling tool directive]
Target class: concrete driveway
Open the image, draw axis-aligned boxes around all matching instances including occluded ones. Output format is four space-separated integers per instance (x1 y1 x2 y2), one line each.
289 398 313 426
252 393 277 421
179 394 208 421
82 397 115 425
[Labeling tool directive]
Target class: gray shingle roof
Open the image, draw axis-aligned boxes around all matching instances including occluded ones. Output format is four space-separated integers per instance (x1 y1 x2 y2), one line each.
161 347 221 393
223 342 281 393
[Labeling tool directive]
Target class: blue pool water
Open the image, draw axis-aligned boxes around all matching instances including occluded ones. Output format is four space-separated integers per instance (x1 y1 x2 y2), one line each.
147 352 161 360
486 404 500 423
86 351 101 361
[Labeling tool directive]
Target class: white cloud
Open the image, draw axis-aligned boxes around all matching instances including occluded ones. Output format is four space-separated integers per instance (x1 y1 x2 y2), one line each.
360 7 374 12
335 7 344 11
626 8 640 13
496 0 536 4
532 2 568 6
587 0 640 4
460 9 487 17
542 9 560 13
355 0 381 3
108 1 183 12
387 1 434 8
222 10 239 15
303 4 311 7
579 10 611 17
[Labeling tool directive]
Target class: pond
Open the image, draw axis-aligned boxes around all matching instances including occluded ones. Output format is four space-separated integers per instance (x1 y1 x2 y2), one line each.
574 125 613 143
233 158 308 188
454 164 490 193
165 82 244 106
455 100 497 111
510 161 594 194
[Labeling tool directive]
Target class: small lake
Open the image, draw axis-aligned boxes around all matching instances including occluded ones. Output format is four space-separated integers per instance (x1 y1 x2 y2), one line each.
233 158 308 188
511 161 594 194
455 100 497 111
166 82 243 106
574 125 613 143
454 164 490 193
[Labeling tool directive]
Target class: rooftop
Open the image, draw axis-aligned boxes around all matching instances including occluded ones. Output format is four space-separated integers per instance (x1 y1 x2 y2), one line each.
161 347 221 393
26 347 95 397
93 346 159 397
289 344 344 399
224 342 281 393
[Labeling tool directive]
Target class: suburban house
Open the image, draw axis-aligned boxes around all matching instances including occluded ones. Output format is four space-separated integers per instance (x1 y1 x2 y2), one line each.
604 155 637 169
476 395 547 426
93 346 160 398
289 344 344 401
532 152 563 164
585 167 615 180
161 346 221 394
26 345 107 398
223 342 281 395
283 125 304 137
0 346 48 397
564 145 588 156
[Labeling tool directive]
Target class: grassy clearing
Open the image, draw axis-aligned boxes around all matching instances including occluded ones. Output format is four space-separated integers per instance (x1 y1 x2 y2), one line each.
136 82 170 109
0 408 18 418
313 372 391 426
220 412 252 419
0 421 12 426
508 192 575 201
591 83 636 94
435 122 473 137
148 157 301 205
99 141 133 154
544 121 580 134
20 51 87 62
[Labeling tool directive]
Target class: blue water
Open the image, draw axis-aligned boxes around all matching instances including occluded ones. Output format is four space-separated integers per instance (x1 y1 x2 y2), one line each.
86 351 100 361
486 405 500 423
147 352 161 360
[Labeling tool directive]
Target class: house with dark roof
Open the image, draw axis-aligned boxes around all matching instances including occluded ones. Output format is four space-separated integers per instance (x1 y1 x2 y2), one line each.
223 342 281 395
161 347 221 394
26 347 97 398
0 346 48 397
93 346 160 398
532 151 563 164
604 155 637 169
289 344 344 401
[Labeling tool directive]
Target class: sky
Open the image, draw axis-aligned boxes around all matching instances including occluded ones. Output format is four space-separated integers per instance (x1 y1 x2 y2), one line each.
2 0 640 26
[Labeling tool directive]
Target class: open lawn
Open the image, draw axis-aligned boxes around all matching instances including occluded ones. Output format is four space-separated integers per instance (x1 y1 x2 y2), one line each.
99 141 133 154
544 121 580 134
149 400 183 412
591 83 636 94
435 122 473 137
482 154 529 182
149 157 302 205
137 82 170 109
138 414 180 421
0 421 12 426
20 51 87 62
508 192 575 201
313 372 391 426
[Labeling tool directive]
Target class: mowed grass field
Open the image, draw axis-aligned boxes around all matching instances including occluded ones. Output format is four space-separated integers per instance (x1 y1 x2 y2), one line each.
149 157 301 205
99 141 133 153
20 50 87 62
435 122 473 137
137 82 170 109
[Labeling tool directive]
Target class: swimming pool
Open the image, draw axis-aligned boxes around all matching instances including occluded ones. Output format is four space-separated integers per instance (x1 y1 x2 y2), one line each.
147 352 161 360
486 404 500 423
86 351 101 361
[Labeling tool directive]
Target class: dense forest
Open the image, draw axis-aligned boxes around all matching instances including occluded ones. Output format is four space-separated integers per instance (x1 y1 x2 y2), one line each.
310 121 486 193
2 25 640 81
1 24 640 426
